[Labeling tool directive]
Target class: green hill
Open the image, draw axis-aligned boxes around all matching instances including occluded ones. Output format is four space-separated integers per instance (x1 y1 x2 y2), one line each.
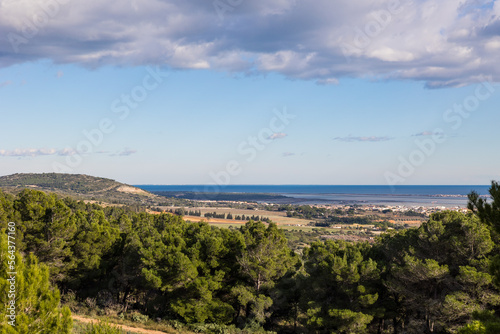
0 173 156 205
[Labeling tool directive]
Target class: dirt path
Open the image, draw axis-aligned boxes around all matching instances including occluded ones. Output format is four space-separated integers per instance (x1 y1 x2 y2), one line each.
72 315 171 334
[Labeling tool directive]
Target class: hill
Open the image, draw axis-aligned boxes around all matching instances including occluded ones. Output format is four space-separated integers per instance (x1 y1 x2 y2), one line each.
0 173 157 205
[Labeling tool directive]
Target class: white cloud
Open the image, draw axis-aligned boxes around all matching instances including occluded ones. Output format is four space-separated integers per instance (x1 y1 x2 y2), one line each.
0 148 69 157
412 130 444 136
0 147 137 157
268 132 287 140
316 78 339 85
109 148 137 156
58 148 77 156
0 0 499 86
368 48 415 62
118 148 137 156
333 135 394 142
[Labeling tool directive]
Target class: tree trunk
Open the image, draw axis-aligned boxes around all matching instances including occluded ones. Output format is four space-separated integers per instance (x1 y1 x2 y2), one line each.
121 289 130 313
378 318 385 334
425 311 434 333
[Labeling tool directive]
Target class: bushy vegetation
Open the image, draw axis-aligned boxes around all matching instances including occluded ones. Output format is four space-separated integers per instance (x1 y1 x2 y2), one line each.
74 321 124 334
314 215 374 226
0 173 119 194
1 181 500 333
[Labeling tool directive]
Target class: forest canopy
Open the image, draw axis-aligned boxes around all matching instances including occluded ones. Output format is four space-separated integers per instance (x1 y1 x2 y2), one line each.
1 182 500 333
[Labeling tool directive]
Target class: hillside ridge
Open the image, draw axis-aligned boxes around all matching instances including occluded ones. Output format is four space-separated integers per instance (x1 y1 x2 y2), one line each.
0 173 155 205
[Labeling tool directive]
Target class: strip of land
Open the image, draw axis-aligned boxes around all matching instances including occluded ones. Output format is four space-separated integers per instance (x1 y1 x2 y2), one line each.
73 315 172 334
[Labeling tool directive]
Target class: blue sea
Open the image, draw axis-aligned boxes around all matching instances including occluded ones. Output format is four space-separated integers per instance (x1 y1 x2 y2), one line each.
135 185 492 207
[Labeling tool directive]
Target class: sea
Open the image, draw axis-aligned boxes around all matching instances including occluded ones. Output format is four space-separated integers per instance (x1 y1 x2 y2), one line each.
135 185 492 208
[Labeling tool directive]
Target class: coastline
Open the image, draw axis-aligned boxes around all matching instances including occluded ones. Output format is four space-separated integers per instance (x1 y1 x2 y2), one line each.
136 185 490 208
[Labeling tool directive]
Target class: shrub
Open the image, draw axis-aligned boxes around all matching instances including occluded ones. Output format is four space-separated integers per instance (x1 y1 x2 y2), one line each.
81 320 124 334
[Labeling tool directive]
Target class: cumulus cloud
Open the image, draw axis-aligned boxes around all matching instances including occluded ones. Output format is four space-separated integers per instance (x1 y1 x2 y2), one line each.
0 0 499 86
333 135 394 142
268 132 287 140
316 78 339 85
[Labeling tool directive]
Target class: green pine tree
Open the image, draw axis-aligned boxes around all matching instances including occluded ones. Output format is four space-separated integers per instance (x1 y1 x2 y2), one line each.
0 229 72 333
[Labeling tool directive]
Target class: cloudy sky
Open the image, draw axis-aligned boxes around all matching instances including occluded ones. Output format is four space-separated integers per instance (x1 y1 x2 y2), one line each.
1 0 499 185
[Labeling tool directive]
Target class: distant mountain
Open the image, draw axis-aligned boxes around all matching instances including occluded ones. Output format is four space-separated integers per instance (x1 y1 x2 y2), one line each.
0 173 157 205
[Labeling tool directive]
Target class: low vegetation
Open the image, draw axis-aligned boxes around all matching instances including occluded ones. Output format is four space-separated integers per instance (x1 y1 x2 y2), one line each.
0 173 157 206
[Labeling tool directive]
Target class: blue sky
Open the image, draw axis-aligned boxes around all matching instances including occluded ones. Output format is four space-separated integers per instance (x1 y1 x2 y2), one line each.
1 0 500 185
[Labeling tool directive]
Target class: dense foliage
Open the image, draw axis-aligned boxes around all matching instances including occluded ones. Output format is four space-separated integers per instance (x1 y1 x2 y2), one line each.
0 227 72 333
1 182 500 333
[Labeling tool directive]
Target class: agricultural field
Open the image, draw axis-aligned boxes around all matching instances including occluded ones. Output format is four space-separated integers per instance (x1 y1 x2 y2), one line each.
161 206 312 226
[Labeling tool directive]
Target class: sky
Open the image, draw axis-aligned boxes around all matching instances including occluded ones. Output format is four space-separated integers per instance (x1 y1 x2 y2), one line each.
0 0 500 185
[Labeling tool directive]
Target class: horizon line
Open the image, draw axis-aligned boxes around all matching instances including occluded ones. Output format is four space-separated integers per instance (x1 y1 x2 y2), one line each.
133 184 491 187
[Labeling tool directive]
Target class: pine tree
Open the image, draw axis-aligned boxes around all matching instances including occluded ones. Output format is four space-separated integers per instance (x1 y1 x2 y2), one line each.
468 181 500 232
70 210 120 285
14 189 77 282
304 240 379 333
0 191 16 229
0 230 72 333
233 221 298 325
